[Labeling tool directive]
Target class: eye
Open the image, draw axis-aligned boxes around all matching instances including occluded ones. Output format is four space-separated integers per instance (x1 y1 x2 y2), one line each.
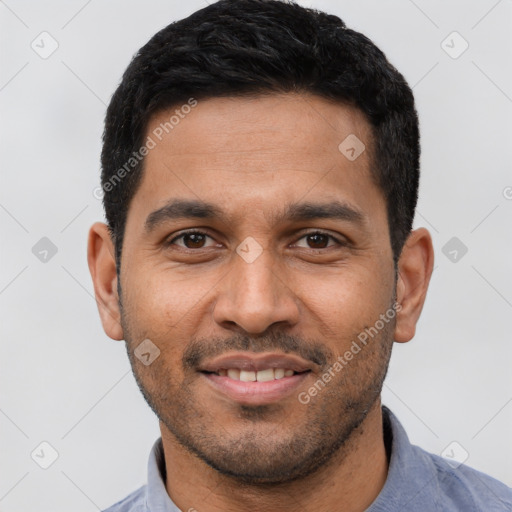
167 230 220 249
293 232 342 249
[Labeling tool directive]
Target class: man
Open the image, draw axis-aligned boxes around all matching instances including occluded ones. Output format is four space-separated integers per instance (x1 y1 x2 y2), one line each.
87 0 512 510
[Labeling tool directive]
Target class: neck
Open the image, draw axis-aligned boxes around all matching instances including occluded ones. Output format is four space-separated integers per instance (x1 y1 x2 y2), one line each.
161 400 388 512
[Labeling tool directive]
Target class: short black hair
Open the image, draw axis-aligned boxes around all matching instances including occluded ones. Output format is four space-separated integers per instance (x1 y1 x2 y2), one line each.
101 0 420 266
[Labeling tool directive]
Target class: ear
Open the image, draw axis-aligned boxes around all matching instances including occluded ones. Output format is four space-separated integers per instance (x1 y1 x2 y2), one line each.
394 228 434 343
87 222 124 341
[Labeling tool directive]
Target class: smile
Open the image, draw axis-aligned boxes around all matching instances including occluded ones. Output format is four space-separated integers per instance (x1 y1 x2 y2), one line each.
199 352 314 405
214 368 296 381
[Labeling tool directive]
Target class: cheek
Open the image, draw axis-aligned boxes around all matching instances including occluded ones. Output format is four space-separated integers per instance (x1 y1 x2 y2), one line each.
291 266 393 341
128 269 215 327
122 266 218 342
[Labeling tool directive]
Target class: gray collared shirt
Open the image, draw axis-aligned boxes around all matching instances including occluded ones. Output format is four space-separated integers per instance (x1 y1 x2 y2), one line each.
103 407 512 511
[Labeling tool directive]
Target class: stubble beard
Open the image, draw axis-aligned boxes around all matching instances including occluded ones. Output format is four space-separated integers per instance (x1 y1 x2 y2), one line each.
121 299 395 486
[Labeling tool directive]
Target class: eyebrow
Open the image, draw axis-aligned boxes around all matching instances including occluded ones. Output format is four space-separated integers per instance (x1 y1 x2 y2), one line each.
144 198 365 233
145 199 223 232
285 201 364 224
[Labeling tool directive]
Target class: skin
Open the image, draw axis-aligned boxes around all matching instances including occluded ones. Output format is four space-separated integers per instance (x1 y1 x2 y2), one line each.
88 93 434 512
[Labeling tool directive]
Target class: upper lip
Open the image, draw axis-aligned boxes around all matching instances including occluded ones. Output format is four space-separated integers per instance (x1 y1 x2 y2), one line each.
199 352 314 373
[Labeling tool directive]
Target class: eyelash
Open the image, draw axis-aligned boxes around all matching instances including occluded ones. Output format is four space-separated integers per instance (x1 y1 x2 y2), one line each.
166 229 345 249
166 230 216 248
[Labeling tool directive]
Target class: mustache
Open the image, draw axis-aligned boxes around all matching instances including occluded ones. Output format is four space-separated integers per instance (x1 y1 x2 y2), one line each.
182 331 333 370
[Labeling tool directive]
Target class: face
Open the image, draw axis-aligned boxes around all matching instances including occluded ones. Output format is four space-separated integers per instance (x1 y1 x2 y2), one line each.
118 93 398 483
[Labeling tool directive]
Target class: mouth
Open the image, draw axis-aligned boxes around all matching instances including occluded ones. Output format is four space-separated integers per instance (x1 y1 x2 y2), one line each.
205 367 302 381
199 352 314 405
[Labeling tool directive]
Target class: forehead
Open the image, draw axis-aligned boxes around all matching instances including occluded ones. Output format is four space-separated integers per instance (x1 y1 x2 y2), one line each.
132 93 381 223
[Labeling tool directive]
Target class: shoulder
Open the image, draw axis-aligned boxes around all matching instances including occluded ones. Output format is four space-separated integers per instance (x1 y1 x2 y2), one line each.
416 445 512 511
102 485 147 512
376 407 512 511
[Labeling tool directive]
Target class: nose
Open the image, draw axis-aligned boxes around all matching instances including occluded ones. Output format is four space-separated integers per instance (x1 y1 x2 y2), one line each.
212 246 300 335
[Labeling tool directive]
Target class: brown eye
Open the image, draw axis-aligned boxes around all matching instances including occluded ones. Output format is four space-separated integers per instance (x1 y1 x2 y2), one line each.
294 232 338 249
182 233 207 248
306 233 330 248
168 231 218 249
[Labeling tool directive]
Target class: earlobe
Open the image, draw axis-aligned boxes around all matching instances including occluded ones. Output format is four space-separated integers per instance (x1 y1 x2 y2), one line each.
87 222 124 341
394 228 434 343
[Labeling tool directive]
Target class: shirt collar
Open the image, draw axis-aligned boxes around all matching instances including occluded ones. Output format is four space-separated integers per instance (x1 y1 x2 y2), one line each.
367 406 439 510
145 437 181 512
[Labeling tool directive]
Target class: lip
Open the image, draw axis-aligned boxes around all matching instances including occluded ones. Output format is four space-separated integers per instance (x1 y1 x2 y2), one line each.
199 352 314 405
199 352 314 373
202 372 310 405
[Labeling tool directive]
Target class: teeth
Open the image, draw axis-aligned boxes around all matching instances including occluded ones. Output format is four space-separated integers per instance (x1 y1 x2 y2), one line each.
218 368 296 381
240 370 256 382
227 369 240 380
256 368 274 382
274 368 285 379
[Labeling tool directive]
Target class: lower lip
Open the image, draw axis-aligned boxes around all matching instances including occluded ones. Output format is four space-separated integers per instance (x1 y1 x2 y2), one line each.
202 372 310 405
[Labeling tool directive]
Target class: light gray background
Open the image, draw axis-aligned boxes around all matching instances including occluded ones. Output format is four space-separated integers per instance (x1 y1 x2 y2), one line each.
1 0 511 510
